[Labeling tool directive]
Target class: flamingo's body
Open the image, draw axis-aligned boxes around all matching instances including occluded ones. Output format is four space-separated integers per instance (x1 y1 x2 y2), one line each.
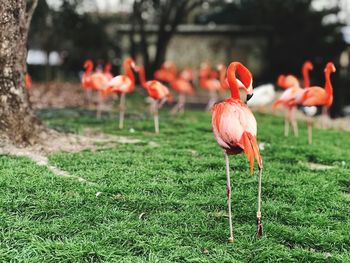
299 62 336 144
179 67 193 82
212 62 263 242
277 74 300 89
155 61 194 114
137 65 171 133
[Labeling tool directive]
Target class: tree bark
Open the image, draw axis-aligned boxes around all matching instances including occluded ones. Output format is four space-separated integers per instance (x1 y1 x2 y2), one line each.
0 0 42 144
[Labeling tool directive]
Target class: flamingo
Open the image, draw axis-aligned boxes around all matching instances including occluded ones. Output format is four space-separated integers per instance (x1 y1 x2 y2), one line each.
169 76 195 114
25 73 32 89
104 63 113 81
137 64 172 133
298 62 336 144
273 61 313 137
212 62 263 242
107 58 136 129
199 63 221 110
81 59 94 103
155 62 194 114
81 60 110 118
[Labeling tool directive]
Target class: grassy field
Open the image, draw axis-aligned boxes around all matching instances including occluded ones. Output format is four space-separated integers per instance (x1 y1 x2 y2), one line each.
0 103 349 262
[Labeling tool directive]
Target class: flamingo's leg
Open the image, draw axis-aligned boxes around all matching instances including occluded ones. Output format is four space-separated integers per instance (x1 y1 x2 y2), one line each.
154 100 159 134
96 91 103 119
256 166 263 238
284 110 289 137
224 151 234 243
119 93 126 129
307 117 313 144
290 107 299 137
86 89 92 106
321 106 329 129
158 97 167 109
206 91 218 111
179 94 186 114
171 97 180 114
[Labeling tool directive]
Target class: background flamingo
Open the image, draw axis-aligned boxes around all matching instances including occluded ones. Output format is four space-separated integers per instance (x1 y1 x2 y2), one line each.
81 60 109 118
299 62 336 144
199 63 221 110
137 64 172 133
273 64 310 137
155 62 194 114
107 58 136 129
212 61 263 242
25 73 32 90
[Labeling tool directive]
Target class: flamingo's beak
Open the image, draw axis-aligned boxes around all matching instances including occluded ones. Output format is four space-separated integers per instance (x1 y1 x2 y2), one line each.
247 93 254 101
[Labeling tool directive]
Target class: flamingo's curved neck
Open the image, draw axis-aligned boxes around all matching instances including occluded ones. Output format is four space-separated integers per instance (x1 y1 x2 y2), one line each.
324 69 333 97
168 63 177 77
86 63 93 74
227 63 241 99
219 66 227 89
138 66 147 89
124 61 135 84
302 67 311 88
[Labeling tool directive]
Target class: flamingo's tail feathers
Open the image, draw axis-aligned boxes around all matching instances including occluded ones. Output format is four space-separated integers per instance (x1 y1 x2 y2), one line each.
240 132 255 174
247 133 263 170
240 132 263 174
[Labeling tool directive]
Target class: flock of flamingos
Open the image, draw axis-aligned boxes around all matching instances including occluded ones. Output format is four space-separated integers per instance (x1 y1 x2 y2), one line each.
80 57 335 242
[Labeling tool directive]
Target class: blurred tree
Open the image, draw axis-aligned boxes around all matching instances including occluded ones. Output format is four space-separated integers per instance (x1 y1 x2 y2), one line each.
0 0 42 144
130 0 205 77
29 0 120 81
198 0 347 116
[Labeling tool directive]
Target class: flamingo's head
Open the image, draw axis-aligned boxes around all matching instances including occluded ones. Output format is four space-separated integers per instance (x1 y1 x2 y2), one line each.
124 57 136 69
325 62 336 73
303 60 314 71
217 64 225 71
227 62 254 101
84 59 93 69
104 63 112 72
163 61 175 69
199 63 211 78
277 74 286 87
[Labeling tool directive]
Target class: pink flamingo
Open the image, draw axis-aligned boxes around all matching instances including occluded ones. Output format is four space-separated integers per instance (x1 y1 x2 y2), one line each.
212 62 263 242
81 60 109 118
107 58 136 129
25 73 32 89
137 64 172 133
155 62 194 114
273 61 313 137
199 63 221 110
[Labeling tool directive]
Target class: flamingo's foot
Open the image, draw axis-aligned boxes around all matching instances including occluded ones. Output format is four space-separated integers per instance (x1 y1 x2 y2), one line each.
256 216 263 239
228 237 234 243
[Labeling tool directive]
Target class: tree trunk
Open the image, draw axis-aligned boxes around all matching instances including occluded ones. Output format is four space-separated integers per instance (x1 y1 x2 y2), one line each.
0 0 42 144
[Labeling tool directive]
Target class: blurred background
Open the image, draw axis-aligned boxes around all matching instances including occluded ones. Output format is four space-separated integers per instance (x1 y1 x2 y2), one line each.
28 0 350 117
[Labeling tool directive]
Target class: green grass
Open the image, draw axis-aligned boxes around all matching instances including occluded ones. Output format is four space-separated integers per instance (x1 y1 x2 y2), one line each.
0 103 349 262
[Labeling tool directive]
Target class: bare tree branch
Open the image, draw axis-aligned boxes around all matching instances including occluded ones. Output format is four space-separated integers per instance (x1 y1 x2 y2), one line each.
25 0 39 29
